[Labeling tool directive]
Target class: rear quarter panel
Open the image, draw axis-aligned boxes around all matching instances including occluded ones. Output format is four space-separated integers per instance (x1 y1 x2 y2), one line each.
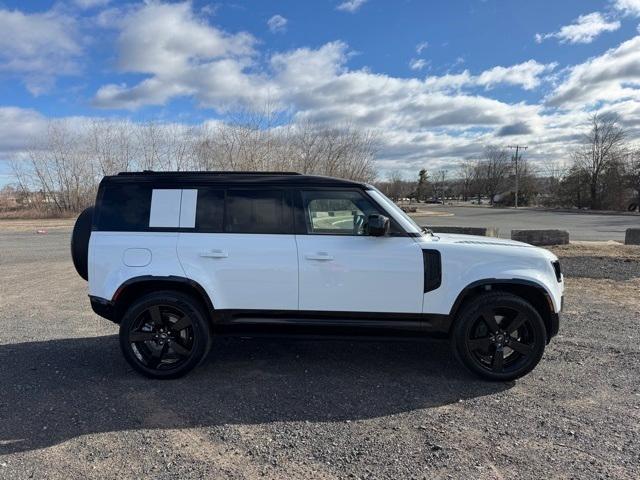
88 232 184 300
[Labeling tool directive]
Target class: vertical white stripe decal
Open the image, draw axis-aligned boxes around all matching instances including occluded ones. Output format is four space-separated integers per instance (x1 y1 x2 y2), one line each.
179 189 198 228
149 189 181 227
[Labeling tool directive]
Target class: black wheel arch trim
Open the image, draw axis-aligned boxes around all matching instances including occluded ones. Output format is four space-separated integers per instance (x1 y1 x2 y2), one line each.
90 275 214 323
449 278 559 341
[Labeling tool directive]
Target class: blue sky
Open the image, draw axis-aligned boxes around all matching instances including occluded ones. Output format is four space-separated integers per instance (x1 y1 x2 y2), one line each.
2 0 640 184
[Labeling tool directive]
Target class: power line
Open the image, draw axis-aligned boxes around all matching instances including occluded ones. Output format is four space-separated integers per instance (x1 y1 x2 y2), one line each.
508 145 527 208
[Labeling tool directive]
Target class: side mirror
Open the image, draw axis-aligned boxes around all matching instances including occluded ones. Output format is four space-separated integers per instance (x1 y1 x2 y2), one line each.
366 214 390 236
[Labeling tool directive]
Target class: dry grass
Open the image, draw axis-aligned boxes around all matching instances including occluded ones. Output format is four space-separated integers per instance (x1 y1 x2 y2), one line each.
549 241 640 259
0 218 75 232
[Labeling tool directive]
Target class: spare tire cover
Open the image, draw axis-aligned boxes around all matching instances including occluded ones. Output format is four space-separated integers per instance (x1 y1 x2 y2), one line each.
71 206 94 281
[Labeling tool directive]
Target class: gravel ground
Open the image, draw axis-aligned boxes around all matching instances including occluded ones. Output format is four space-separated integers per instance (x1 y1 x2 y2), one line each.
559 256 640 281
1 228 639 479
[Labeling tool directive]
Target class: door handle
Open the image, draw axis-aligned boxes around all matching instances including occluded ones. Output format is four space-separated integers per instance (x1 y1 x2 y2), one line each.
199 249 228 259
305 252 334 261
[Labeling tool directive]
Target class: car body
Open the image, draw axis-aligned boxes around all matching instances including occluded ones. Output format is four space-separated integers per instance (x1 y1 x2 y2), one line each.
72 171 563 380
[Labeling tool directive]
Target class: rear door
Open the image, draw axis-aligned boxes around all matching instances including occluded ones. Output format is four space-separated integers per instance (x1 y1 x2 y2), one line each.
177 187 298 311
295 189 424 313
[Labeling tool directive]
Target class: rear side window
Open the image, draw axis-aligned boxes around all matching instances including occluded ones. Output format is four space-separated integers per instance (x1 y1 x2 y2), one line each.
196 188 224 232
96 184 151 231
225 190 290 234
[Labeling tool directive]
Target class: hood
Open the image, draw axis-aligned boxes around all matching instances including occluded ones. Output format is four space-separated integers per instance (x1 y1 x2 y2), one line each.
417 232 558 261
434 233 533 248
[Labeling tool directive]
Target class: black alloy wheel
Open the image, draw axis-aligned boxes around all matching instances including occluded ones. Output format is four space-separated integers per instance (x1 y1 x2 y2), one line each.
452 292 547 381
119 291 212 379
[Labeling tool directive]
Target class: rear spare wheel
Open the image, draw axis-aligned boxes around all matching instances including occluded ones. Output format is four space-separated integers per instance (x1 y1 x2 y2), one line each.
71 206 94 281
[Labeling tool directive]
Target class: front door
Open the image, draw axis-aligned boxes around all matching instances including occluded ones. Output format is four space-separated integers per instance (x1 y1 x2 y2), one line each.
295 189 424 313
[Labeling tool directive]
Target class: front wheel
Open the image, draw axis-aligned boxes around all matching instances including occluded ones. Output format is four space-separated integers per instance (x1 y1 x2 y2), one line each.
451 292 547 381
119 291 212 379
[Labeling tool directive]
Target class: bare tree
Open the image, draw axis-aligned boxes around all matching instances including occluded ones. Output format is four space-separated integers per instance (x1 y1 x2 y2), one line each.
478 146 511 205
625 147 640 206
433 169 447 201
385 170 405 201
572 113 627 209
457 160 477 201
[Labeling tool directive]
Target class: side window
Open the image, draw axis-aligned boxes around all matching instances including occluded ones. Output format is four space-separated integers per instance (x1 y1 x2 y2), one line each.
96 184 151 231
224 190 290 234
196 188 224 232
301 190 382 235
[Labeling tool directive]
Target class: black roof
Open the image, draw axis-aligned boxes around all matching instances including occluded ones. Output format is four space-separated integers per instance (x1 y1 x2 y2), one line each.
104 171 367 188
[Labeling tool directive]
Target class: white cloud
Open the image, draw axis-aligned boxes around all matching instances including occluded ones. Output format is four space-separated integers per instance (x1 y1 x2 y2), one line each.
94 1 265 110
415 41 428 54
547 34 640 107
424 60 555 91
0 107 48 153
613 0 640 16
336 0 368 13
0 7 81 94
267 14 287 33
535 12 620 44
476 60 557 90
409 58 428 71
73 0 111 9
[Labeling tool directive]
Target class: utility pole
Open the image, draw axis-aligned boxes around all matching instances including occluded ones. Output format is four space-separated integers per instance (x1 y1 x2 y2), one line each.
508 145 527 208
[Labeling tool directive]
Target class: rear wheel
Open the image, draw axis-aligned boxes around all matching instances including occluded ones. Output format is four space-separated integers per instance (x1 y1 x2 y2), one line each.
119 291 212 379
451 292 546 381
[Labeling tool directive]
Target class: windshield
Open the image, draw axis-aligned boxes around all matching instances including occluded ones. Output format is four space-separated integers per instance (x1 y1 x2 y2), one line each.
367 187 424 235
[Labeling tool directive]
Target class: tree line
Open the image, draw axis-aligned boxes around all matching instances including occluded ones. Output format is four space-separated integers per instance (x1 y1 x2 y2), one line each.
378 114 640 211
7 117 378 214
3 112 639 216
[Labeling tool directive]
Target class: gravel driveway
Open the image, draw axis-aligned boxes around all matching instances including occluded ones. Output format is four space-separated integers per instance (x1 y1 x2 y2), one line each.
0 228 639 479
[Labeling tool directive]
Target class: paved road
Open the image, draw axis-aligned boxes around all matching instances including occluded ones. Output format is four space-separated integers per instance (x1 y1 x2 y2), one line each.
413 206 639 241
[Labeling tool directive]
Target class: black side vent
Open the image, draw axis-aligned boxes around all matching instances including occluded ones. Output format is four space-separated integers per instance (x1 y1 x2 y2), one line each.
423 250 442 293
552 260 562 282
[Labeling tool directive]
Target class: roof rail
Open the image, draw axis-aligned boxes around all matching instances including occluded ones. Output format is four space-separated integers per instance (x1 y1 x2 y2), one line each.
117 171 302 176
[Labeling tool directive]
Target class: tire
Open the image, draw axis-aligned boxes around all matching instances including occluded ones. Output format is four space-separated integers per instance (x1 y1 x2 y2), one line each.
119 291 213 379
70 206 94 281
451 292 547 381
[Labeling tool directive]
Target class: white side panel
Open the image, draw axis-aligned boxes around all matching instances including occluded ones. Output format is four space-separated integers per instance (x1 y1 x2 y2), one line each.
88 232 184 299
296 235 424 313
179 189 198 228
149 189 181 228
177 233 298 310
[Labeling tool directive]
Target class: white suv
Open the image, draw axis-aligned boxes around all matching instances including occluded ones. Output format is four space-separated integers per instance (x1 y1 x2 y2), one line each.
71 171 563 380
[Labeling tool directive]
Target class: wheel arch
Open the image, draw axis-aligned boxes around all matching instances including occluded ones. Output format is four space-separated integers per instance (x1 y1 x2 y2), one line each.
449 279 557 342
110 276 214 323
